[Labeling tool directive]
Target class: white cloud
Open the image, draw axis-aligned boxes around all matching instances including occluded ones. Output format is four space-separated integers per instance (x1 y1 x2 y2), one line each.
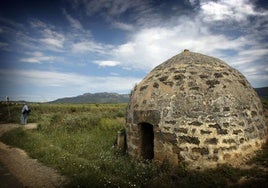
77 0 149 17
30 19 48 28
110 72 119 76
111 20 249 70
201 1 233 21
20 57 55 64
20 51 55 64
112 21 134 31
0 69 140 101
63 9 83 30
188 0 199 6
100 0 267 88
238 48 268 57
28 19 66 51
20 58 41 63
71 41 113 54
40 38 64 48
200 0 268 22
30 19 65 40
93 60 121 67
69 0 154 26
240 67 268 88
226 48 268 66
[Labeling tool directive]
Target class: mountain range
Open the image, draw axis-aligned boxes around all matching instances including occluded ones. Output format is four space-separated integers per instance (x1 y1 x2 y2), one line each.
49 92 130 104
49 87 268 104
254 87 268 99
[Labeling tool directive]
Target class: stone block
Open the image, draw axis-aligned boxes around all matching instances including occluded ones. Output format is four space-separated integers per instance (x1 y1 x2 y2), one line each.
200 130 212 134
133 110 160 125
131 138 140 146
222 139 236 144
204 138 218 145
175 127 188 134
233 130 242 135
179 135 200 145
217 129 228 135
223 153 231 160
156 132 177 144
188 121 203 126
192 147 209 155
206 79 220 88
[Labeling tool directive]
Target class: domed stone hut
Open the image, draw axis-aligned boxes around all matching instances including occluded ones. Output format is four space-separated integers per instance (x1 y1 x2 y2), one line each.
126 50 267 169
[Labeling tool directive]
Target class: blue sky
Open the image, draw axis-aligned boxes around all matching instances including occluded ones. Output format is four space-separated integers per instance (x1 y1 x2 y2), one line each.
0 0 267 102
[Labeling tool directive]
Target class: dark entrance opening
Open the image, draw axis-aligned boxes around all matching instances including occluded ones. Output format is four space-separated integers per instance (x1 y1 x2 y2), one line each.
140 123 154 160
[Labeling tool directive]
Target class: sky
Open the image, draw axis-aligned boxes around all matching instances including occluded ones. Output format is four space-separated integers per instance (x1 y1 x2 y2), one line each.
0 0 267 102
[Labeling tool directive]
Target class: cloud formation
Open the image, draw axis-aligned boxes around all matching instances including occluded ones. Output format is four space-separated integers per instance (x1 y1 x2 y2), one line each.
93 60 121 67
63 9 84 30
20 51 55 64
107 0 268 85
71 41 113 54
0 69 139 101
199 0 267 22
73 0 150 17
0 0 267 101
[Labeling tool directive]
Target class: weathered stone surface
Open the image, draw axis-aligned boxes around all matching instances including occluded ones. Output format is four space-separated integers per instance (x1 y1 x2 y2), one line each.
175 127 188 134
200 129 212 135
222 139 236 144
179 135 200 145
156 132 177 144
126 50 267 169
192 147 209 155
233 130 242 135
204 138 218 145
133 110 160 125
188 121 203 126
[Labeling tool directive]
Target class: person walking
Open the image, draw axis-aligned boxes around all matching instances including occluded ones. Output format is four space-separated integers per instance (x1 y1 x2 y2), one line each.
21 103 29 125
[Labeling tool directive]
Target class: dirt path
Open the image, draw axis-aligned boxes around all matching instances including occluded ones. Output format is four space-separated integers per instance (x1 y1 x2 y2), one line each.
0 161 23 188
0 123 68 187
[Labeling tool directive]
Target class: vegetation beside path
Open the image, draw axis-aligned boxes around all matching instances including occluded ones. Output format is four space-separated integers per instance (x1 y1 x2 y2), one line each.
0 102 267 187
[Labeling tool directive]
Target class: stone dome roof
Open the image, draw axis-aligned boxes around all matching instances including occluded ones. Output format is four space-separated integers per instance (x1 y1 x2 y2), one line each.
126 50 266 168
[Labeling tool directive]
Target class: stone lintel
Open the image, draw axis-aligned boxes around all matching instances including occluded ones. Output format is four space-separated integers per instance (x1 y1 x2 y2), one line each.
133 110 160 125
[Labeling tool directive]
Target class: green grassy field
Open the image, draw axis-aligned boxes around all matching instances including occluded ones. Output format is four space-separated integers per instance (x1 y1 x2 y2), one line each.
0 102 267 187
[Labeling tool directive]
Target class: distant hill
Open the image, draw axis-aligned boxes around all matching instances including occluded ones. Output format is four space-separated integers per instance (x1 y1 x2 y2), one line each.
49 87 267 104
50 92 130 104
254 87 268 98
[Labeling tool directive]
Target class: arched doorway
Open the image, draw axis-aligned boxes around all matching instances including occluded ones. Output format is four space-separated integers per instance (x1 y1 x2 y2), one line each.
139 123 154 160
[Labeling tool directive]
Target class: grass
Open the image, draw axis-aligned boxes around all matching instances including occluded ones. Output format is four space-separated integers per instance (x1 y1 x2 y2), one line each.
0 103 161 187
0 102 267 187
